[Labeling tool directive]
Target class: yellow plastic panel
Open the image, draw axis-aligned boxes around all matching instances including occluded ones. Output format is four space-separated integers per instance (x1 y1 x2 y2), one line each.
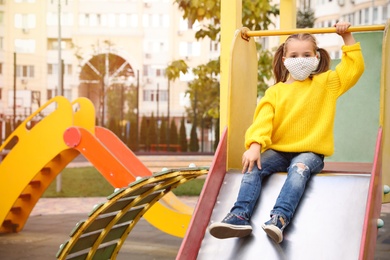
380 20 390 203
0 97 74 232
220 0 242 136
71 97 96 133
226 29 258 170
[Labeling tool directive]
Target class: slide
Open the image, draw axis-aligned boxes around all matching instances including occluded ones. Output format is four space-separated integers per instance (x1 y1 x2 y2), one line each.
0 97 80 233
177 128 383 259
0 96 197 237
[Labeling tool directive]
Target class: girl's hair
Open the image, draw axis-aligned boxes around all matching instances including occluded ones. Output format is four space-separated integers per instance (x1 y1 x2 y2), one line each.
272 33 331 83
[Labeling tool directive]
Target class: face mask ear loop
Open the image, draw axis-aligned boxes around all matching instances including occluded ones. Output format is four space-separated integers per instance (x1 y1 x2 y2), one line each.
316 48 321 62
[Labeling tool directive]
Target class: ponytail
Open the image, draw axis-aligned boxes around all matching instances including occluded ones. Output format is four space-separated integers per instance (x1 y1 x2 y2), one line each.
273 43 289 83
312 48 331 75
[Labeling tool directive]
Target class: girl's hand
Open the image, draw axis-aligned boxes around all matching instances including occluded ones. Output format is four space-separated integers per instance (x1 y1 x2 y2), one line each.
334 21 351 34
334 21 356 45
242 143 262 173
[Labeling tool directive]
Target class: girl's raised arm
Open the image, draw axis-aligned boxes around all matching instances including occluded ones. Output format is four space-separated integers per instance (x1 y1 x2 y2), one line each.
335 21 356 46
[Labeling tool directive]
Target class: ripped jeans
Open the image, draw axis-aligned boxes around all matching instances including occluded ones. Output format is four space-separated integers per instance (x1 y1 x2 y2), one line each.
230 149 324 226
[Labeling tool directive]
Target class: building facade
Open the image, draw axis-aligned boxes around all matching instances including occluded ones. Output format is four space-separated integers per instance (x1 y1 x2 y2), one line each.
0 0 218 129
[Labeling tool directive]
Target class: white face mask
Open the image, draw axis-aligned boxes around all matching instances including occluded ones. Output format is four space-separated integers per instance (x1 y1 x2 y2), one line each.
283 57 319 81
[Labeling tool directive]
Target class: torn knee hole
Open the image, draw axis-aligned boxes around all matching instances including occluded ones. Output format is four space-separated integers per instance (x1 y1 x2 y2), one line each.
296 163 306 169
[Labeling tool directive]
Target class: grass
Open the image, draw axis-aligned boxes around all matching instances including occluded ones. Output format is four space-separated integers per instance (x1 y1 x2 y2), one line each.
43 167 205 198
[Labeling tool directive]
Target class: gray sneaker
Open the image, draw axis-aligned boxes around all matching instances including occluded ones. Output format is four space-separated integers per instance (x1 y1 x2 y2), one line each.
261 215 287 243
209 213 252 239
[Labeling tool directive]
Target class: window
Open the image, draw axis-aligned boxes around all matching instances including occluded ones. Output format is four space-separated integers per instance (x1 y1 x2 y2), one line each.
143 89 168 101
79 13 101 27
66 64 72 75
46 12 73 26
143 65 150 76
107 13 116 27
364 8 369 24
47 64 58 75
15 39 36 53
129 14 138 27
162 14 169 27
118 14 127 27
47 89 57 100
373 7 378 23
0 37 3 50
0 63 2 74
179 42 201 57
17 65 35 78
15 13 36 29
0 12 4 25
15 0 36 2
48 63 72 75
143 14 150 27
47 38 69 50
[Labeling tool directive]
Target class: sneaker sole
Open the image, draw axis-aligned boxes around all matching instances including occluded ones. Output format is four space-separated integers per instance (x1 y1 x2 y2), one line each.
209 222 252 239
261 224 283 243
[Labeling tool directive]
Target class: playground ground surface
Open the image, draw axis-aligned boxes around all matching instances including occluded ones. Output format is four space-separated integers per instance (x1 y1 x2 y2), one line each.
0 155 389 259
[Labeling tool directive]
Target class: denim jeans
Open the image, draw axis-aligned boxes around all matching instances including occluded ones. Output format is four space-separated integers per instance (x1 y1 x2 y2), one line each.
230 149 324 226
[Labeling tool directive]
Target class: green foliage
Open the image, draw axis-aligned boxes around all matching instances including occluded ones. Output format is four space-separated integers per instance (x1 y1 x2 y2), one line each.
179 117 188 152
214 118 220 150
107 117 120 139
166 60 189 81
189 123 199 152
148 113 158 146
140 116 148 150
185 59 220 123
159 117 168 144
127 118 138 151
170 0 280 119
297 8 316 28
106 84 138 141
169 119 179 150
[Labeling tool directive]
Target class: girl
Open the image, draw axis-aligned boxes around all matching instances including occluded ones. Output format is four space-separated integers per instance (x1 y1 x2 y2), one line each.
208 21 364 243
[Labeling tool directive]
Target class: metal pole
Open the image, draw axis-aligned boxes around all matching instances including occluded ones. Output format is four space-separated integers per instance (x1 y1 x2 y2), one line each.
136 70 139 150
244 25 386 38
167 79 170 150
156 83 159 120
56 0 62 193
57 0 62 96
13 52 16 131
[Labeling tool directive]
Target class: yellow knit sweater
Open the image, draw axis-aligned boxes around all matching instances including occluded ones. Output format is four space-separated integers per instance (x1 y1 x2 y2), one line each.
245 42 365 156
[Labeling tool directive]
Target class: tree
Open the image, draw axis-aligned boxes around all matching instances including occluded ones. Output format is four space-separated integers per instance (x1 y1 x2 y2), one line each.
169 119 179 151
140 116 148 151
159 116 168 145
179 117 188 152
127 118 138 151
167 1 279 147
214 118 220 151
189 122 199 152
172 0 279 97
148 113 158 149
297 8 315 28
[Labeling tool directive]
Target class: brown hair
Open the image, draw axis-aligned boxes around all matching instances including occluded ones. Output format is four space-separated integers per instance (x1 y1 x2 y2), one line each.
272 33 331 83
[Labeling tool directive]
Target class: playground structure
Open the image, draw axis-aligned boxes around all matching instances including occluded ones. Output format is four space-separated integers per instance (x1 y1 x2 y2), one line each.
0 2 389 260
0 96 202 238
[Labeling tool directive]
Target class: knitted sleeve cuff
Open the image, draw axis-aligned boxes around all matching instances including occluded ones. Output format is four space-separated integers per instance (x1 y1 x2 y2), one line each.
341 42 361 52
